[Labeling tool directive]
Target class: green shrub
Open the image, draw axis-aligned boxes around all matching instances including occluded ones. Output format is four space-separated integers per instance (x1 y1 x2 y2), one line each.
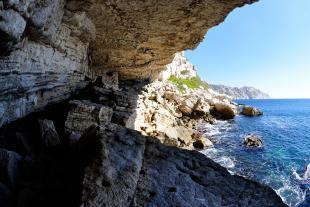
180 70 190 75
168 75 208 93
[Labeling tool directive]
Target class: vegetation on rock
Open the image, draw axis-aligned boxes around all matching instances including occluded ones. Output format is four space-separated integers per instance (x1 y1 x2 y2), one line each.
168 75 208 92
180 70 190 75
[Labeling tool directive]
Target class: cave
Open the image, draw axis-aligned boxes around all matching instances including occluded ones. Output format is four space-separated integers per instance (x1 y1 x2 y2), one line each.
0 0 288 207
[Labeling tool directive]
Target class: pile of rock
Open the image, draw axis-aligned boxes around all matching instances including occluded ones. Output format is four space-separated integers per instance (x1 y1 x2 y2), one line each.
134 81 237 150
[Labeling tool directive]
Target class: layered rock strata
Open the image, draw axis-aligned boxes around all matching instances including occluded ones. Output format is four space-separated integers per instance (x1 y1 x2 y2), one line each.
0 0 257 128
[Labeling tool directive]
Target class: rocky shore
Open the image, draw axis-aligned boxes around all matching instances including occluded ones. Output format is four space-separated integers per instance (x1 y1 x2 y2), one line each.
0 0 287 206
0 79 286 207
133 80 238 149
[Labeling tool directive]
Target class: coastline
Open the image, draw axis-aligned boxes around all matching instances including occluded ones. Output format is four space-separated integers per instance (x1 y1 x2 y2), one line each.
0 80 287 206
201 100 310 206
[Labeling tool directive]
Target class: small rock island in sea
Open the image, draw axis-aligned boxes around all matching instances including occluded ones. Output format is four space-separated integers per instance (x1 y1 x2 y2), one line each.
0 1 288 207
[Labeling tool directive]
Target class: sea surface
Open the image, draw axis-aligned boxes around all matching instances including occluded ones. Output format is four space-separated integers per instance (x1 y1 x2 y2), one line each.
201 99 310 207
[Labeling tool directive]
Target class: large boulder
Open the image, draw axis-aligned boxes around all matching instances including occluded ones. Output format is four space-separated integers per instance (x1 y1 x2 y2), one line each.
244 134 263 148
178 96 198 116
152 107 176 132
242 106 263 117
81 125 287 207
214 103 237 119
161 126 195 147
192 135 213 150
193 98 210 115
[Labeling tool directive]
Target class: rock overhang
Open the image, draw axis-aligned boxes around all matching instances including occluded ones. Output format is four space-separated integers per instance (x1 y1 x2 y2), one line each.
0 0 258 126
66 0 258 80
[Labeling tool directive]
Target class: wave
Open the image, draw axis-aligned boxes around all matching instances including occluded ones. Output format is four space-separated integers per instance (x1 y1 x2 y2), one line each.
305 164 310 179
199 121 310 206
202 148 236 169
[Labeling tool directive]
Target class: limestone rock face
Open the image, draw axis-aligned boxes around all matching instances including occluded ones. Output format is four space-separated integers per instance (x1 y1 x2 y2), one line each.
81 125 287 207
65 100 113 142
66 0 258 80
0 0 258 128
0 24 90 128
160 52 197 81
81 124 146 207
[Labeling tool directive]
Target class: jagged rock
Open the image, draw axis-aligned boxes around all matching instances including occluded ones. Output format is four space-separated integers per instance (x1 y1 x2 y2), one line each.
193 98 210 115
244 134 263 148
242 105 263 117
81 125 287 207
65 12 96 43
178 97 197 116
0 148 22 189
100 71 119 91
152 108 176 132
65 100 113 143
214 102 237 119
193 137 213 150
0 9 26 42
38 119 61 147
162 126 194 147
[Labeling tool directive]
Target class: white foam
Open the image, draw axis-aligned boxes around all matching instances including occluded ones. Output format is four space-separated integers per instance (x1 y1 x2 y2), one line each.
292 164 310 180
274 174 306 207
292 168 303 181
275 184 306 207
202 148 235 169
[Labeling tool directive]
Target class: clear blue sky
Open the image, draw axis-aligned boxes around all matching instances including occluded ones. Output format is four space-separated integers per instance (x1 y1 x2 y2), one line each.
185 0 310 98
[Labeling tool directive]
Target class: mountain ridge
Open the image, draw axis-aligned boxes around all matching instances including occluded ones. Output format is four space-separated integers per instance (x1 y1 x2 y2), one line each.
209 84 270 99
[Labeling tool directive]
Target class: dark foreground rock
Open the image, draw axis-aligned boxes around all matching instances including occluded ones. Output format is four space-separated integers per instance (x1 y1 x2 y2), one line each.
81 125 286 207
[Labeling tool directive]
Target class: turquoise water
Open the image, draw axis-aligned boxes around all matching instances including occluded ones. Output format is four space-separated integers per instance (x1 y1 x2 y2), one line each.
201 99 310 207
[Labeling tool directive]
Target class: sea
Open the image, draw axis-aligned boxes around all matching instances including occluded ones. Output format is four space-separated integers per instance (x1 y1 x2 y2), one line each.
200 99 310 207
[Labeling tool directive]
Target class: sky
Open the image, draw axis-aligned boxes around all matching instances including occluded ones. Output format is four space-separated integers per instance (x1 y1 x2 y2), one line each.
185 0 310 98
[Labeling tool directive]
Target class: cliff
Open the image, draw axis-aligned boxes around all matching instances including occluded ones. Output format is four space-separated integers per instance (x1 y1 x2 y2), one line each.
209 84 270 99
160 52 197 81
0 0 288 207
0 0 259 127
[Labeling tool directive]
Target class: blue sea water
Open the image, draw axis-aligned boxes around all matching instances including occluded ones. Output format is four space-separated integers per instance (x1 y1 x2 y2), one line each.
201 99 310 207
